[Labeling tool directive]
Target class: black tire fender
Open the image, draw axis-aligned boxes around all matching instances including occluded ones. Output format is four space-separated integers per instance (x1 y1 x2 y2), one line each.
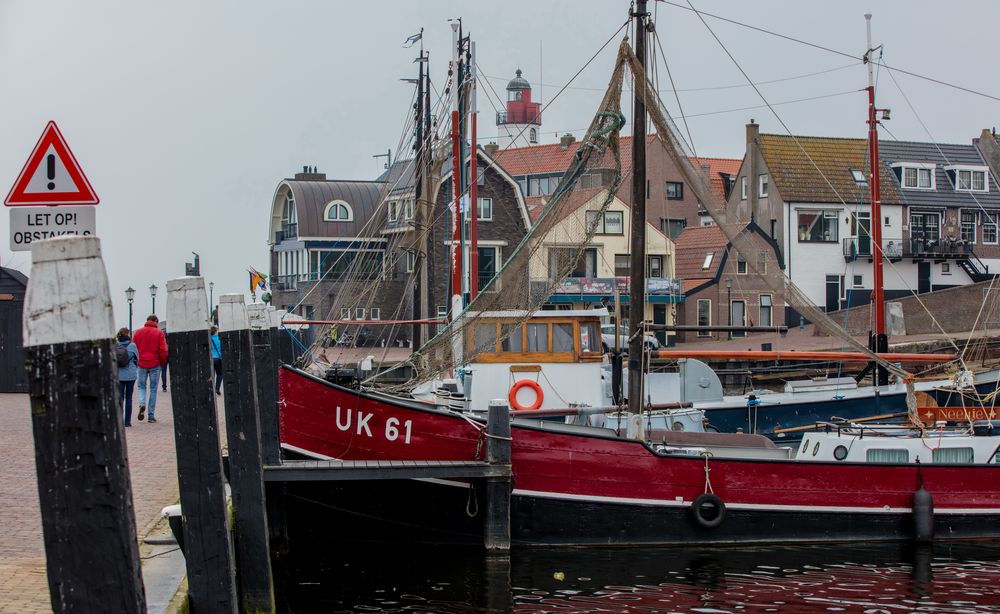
691 493 727 529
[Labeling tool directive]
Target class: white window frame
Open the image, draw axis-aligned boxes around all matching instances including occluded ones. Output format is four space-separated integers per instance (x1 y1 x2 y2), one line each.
370 308 381 320
355 308 366 320
405 250 415 273
323 200 354 222
740 176 748 200
850 169 867 185
946 165 990 193
961 210 978 244
529 128 538 144
984 213 999 245
477 197 493 221
942 263 951 275
586 210 623 235
404 199 414 220
736 254 747 275
891 162 936 190
340 308 351 321
853 274 863 287
758 174 769 197
388 200 399 222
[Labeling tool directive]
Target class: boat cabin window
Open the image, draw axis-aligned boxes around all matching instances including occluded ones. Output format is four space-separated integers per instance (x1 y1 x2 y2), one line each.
932 447 974 464
470 317 603 363
527 323 548 352
552 323 574 352
866 448 908 463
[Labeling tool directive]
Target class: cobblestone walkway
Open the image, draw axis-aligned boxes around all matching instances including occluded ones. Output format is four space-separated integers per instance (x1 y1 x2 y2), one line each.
0 390 184 613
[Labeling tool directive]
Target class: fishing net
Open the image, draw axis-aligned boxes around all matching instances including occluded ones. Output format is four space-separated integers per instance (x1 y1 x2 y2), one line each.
373 42 632 391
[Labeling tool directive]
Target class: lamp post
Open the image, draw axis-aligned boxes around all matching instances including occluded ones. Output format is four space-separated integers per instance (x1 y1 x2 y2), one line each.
209 281 214 312
126 287 135 334
725 277 732 340
150 284 158 316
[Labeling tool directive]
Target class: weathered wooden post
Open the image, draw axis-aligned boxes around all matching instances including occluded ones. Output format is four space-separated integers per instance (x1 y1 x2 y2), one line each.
484 399 512 552
166 277 237 613
23 236 146 613
218 294 276 613
248 304 280 465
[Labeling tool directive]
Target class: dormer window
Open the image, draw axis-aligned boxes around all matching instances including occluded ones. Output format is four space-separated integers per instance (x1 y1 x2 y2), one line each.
323 200 353 222
892 162 935 190
946 165 989 192
388 200 399 222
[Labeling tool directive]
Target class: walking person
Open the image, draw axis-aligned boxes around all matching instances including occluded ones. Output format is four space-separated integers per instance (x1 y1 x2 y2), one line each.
133 314 169 423
160 324 169 391
115 328 139 427
210 325 223 395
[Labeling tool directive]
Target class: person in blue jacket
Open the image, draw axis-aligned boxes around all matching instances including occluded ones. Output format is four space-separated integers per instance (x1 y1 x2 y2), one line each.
210 325 223 395
116 328 140 427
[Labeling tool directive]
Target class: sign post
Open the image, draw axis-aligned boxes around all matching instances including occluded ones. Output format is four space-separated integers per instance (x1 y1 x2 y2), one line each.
6 121 99 251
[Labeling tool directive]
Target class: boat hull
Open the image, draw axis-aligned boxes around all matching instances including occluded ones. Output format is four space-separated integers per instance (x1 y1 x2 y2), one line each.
279 367 1000 546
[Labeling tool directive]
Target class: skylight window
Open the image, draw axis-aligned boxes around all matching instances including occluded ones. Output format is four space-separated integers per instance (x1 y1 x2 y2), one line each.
702 253 714 270
850 169 867 185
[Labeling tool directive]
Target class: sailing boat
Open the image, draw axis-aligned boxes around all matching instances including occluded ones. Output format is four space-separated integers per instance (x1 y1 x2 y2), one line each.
279 5 1000 546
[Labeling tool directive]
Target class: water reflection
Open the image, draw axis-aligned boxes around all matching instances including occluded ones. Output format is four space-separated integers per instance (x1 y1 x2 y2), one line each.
284 542 1000 612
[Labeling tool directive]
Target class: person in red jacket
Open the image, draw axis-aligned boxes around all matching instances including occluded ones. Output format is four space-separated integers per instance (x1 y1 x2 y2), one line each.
132 314 169 423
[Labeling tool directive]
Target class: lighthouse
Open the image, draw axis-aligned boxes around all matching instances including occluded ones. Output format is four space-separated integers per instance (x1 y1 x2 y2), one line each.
496 69 542 149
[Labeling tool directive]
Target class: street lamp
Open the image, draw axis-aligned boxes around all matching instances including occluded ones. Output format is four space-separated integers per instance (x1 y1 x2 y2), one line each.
209 281 214 311
126 287 135 334
725 277 733 340
150 284 158 316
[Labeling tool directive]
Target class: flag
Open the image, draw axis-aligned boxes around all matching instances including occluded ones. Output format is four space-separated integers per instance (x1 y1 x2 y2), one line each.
403 29 422 48
249 268 268 293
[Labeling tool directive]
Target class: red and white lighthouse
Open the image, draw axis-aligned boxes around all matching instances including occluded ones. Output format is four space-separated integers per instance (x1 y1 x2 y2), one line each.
496 69 542 148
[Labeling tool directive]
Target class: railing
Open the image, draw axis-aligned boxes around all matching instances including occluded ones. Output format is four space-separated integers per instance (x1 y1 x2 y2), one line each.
281 222 298 240
905 235 973 258
273 274 296 292
842 237 903 261
536 276 682 296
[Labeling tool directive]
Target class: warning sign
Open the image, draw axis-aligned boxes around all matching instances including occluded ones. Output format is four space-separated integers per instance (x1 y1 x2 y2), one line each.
9 206 96 251
5 121 99 206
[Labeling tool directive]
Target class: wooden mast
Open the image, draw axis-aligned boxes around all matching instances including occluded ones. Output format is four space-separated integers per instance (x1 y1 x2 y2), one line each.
865 13 889 386
627 0 649 421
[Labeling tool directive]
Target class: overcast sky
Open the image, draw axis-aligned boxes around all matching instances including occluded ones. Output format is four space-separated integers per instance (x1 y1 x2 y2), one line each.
1 1 998 327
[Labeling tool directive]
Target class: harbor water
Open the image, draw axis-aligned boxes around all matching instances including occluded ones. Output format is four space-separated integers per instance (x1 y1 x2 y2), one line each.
284 541 1000 612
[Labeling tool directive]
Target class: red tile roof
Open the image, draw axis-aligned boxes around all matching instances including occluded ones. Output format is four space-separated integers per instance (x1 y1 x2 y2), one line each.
682 278 712 293
492 136 740 204
673 225 729 281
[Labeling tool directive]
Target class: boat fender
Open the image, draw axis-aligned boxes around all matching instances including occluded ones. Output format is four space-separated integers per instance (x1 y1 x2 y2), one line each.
912 486 934 542
691 493 726 529
509 379 544 411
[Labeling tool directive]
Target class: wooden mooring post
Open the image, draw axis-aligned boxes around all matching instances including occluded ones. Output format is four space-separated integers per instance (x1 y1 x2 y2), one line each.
166 277 237 613
219 294 276 613
23 236 146 613
484 399 512 552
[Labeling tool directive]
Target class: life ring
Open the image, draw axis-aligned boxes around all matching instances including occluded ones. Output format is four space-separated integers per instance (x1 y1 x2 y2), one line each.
690 493 726 529
509 379 544 411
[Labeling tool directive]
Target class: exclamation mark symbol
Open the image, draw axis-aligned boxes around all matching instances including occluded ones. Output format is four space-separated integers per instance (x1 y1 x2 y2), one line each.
46 154 56 190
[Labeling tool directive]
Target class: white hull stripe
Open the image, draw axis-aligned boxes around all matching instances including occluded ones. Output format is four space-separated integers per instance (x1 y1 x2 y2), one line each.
412 479 1000 515
280 443 338 461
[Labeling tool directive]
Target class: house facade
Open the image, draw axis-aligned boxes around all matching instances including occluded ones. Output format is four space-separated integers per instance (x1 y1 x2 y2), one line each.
727 122 1000 324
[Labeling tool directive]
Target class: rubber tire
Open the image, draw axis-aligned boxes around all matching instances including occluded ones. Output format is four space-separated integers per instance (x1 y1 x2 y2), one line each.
691 493 727 529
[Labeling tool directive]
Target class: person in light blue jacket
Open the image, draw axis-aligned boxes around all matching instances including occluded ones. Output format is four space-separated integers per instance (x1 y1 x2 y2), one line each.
116 328 140 427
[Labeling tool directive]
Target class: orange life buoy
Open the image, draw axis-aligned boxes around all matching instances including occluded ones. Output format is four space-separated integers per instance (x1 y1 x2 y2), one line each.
509 379 544 411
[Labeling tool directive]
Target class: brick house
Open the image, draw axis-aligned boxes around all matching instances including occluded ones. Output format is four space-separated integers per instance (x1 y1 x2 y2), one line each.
673 224 784 343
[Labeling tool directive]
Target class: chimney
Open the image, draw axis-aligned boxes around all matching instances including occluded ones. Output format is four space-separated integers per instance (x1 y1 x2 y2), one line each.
746 119 759 145
294 165 327 181
560 133 577 149
484 142 500 157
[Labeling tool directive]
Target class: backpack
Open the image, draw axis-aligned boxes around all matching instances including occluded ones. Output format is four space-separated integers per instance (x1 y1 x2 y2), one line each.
115 345 129 369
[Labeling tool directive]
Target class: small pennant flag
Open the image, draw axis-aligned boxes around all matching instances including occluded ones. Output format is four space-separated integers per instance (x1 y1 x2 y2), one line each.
403 29 423 48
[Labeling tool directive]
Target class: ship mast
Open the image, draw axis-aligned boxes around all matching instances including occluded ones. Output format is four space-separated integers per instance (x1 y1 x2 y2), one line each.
627 0 649 421
865 13 889 386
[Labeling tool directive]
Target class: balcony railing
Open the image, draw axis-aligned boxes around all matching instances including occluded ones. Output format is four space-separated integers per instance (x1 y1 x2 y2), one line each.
281 222 298 240
534 276 682 296
843 237 903 261
906 235 974 258
274 274 296 292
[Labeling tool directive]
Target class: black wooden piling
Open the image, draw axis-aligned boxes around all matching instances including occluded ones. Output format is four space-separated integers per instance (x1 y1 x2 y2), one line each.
251 327 281 466
166 277 238 614
219 295 276 613
484 399 512 552
23 236 146 613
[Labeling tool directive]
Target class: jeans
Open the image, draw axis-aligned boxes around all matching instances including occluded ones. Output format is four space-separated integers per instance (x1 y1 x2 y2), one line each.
160 362 168 391
213 358 223 394
119 380 135 425
137 367 161 419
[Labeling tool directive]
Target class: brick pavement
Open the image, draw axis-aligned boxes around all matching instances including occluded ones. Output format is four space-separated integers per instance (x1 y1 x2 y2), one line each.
0 389 188 613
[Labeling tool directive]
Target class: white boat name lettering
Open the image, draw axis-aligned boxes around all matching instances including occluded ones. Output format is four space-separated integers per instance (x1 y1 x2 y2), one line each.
335 407 412 444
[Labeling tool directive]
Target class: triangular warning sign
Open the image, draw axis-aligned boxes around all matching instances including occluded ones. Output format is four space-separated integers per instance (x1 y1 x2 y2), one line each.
5 121 99 206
